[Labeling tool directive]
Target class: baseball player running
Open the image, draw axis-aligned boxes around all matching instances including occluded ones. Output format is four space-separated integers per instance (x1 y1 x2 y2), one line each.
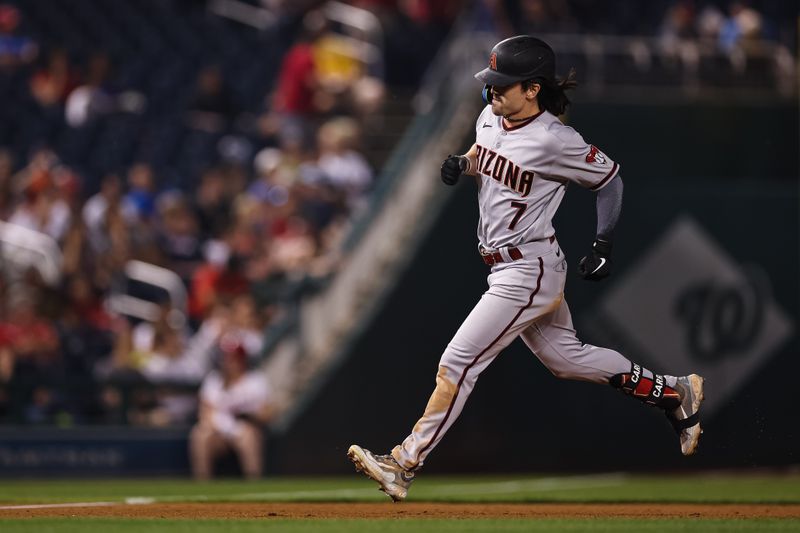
348 35 704 502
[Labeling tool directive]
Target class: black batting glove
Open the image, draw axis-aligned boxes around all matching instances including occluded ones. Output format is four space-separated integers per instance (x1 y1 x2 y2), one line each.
441 154 469 186
577 237 612 282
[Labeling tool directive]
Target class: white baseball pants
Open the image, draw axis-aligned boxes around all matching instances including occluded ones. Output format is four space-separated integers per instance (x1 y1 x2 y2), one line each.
391 238 674 470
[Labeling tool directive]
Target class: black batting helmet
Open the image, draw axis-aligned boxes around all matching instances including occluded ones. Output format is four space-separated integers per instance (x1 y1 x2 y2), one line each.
474 35 556 87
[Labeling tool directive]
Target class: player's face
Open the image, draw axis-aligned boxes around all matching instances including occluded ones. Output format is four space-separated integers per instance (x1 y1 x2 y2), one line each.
490 82 539 119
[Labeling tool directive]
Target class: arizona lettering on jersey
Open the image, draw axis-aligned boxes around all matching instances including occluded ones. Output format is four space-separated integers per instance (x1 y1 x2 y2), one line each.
474 105 619 250
475 145 535 197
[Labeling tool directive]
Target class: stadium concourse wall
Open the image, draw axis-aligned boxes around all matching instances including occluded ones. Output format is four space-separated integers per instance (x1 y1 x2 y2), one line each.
272 99 799 474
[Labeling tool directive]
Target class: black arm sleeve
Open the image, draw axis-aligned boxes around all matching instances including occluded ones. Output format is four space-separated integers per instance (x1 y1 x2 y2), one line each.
596 174 623 240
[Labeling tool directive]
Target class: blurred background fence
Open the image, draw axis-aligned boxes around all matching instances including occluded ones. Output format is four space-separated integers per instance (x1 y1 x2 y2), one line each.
0 0 796 476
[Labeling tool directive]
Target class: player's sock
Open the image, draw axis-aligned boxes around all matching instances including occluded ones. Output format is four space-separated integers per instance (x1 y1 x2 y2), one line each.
610 362 681 410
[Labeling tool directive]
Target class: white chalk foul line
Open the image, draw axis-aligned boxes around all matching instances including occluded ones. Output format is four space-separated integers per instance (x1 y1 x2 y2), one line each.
0 501 118 510
0 497 169 510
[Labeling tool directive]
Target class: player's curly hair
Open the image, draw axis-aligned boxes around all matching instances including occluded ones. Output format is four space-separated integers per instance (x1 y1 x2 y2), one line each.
523 68 577 116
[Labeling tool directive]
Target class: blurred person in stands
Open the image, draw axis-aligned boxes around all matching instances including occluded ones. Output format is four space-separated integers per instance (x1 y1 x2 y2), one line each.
0 291 59 383
309 11 385 116
82 172 123 252
659 0 699 61
64 50 145 128
222 293 265 359
253 146 296 190
189 342 274 480
265 215 317 278
719 1 765 53
229 191 270 259
122 162 157 224
57 274 113 377
8 147 72 243
154 190 203 282
55 274 113 421
29 48 78 111
186 64 238 133
263 11 326 148
61 215 92 278
313 116 373 211
188 238 249 322
65 52 115 128
137 308 220 427
102 303 187 379
121 163 161 261
102 302 193 426
0 4 37 73
84 181 136 290
696 5 726 42
193 167 232 240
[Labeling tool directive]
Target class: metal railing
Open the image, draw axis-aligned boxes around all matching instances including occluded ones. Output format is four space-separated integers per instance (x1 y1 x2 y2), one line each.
415 31 797 108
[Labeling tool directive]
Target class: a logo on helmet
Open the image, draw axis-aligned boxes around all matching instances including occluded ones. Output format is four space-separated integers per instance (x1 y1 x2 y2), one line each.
489 52 497 71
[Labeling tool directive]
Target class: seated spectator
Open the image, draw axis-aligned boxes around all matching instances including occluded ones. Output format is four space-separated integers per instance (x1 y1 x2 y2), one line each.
186 64 238 133
8 148 72 243
0 295 60 383
29 48 78 110
719 1 765 53
189 343 274 480
264 11 326 148
122 162 157 224
83 172 122 251
102 303 188 379
100 303 201 426
193 167 232 239
313 116 373 211
267 215 318 277
189 239 250 321
154 190 203 281
0 4 37 72
65 52 115 128
62 50 145 126
220 293 266 359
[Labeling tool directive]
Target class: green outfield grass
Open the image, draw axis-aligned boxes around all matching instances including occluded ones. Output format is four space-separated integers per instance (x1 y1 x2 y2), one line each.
0 472 798 504
1 473 799 532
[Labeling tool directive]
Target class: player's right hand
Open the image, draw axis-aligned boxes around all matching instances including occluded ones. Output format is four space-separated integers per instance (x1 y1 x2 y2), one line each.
441 155 468 186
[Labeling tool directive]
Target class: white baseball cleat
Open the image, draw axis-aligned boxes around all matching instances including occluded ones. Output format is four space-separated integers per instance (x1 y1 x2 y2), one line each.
347 445 415 502
669 374 705 456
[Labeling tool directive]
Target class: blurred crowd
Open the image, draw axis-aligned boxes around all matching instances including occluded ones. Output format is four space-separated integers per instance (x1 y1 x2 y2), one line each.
0 1 406 429
482 0 795 51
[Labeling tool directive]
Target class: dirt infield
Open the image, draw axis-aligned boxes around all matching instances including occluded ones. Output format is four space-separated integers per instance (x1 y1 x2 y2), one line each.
2 502 800 520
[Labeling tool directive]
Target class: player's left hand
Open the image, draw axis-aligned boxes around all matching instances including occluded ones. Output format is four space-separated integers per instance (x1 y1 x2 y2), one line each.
577 238 612 281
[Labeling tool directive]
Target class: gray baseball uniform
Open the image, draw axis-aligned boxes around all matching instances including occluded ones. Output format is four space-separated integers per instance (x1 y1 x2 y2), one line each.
391 106 677 470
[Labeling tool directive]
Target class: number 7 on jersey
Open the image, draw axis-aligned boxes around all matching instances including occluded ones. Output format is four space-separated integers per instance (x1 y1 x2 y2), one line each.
508 201 527 230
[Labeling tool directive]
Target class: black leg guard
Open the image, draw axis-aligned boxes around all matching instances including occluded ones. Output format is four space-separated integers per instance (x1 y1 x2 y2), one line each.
610 363 681 411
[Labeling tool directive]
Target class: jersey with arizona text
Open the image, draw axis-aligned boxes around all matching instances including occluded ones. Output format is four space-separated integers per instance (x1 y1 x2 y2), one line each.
473 105 620 250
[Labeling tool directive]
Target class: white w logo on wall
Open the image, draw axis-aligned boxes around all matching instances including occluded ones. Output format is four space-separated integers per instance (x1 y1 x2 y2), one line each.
582 216 793 417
